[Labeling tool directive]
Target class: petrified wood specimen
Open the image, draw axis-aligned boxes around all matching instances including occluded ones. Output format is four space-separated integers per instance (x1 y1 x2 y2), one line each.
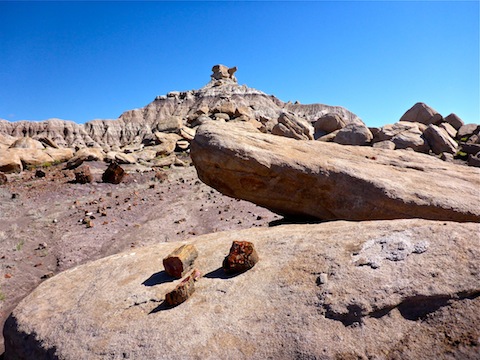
223 241 259 274
163 244 198 278
164 269 201 306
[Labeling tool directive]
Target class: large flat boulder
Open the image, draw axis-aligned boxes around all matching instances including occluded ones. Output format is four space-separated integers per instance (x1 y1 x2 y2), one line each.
190 122 480 222
4 219 479 359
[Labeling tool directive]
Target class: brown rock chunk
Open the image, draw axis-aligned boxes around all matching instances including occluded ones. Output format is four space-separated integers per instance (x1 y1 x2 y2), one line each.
457 124 480 140
223 241 259 274
444 113 464 130
164 269 200 307
333 123 373 146
74 164 93 184
163 244 198 279
423 124 458 154
272 112 314 140
102 162 125 184
314 113 346 135
399 102 443 125
211 64 237 82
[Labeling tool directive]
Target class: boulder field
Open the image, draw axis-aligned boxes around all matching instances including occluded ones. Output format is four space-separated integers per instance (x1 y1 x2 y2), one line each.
4 219 479 359
191 122 480 222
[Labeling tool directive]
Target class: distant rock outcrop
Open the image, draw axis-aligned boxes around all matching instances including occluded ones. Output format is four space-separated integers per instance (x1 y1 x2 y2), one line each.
0 66 478 173
190 122 480 222
0 65 361 153
5 219 479 359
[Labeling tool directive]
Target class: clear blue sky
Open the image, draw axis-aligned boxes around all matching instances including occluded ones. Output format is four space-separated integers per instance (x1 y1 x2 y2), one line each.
1 1 478 128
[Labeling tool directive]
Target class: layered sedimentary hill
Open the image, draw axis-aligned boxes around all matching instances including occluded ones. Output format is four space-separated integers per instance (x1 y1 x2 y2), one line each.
0 65 360 150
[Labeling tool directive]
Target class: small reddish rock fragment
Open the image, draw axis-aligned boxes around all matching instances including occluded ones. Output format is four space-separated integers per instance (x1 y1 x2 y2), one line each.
163 244 198 279
74 165 93 184
164 269 200 307
223 241 259 274
102 162 125 184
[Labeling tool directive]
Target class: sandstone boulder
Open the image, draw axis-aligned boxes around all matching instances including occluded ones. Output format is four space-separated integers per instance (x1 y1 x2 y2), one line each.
4 220 479 359
9 137 44 150
271 112 313 140
155 116 183 133
444 113 464 130
399 102 443 125
0 150 23 173
151 132 180 155
372 140 396 150
468 153 480 167
65 148 105 169
13 149 54 168
313 112 346 137
423 125 458 155
333 123 373 146
374 123 430 153
190 122 480 222
457 123 479 140
438 122 457 139
44 148 74 163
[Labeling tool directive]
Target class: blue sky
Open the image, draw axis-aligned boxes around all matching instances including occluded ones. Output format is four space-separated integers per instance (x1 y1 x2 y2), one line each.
0 1 478 128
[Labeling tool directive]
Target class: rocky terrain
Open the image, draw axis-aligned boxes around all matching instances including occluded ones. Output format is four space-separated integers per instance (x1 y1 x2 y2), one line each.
0 65 479 359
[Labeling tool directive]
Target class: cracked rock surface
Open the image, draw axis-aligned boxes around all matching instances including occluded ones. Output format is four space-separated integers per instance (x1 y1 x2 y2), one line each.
4 219 479 359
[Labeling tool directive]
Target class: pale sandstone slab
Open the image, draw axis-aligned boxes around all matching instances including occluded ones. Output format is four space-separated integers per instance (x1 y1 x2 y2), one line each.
190 122 480 222
4 220 479 359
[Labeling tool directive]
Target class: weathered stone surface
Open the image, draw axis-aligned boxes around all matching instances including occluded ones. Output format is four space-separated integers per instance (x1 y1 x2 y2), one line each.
65 148 105 169
9 137 44 150
0 172 7 185
191 122 480 222
12 149 54 168
44 148 74 163
438 122 457 139
102 162 125 184
151 154 176 168
211 64 237 82
444 113 464 130
272 112 313 140
457 123 480 140
399 102 443 125
5 220 480 359
113 152 137 165
156 116 183 133
0 150 23 173
468 153 480 167
374 123 430 153
333 123 373 146
372 140 396 150
74 164 93 184
314 112 346 136
423 125 458 154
